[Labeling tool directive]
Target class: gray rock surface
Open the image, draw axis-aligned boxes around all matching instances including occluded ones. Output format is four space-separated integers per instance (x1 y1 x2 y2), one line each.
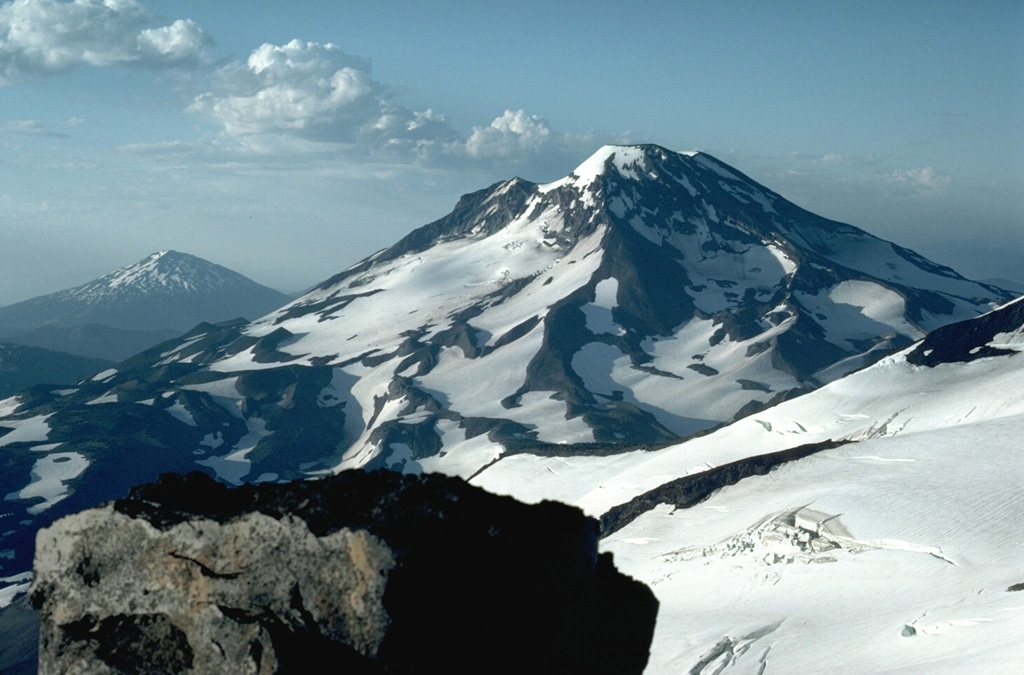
33 506 394 674
30 470 658 674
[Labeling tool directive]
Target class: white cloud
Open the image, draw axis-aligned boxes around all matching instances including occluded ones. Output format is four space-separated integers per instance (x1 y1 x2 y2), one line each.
1 119 63 136
0 117 83 136
462 110 554 159
190 39 458 152
136 18 208 63
0 0 210 84
888 166 951 189
188 40 601 175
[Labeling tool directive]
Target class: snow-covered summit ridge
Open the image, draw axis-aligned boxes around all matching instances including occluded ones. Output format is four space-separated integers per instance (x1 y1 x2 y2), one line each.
291 144 1010 334
540 144 701 193
0 250 292 335
68 250 262 302
344 143 996 303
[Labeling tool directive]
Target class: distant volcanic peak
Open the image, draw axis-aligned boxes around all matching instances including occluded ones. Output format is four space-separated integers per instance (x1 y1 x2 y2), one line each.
70 251 242 300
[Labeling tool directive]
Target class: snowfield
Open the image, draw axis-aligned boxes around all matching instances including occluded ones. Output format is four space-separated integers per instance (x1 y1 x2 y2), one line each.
472 333 1024 516
605 416 1024 673
470 312 1024 673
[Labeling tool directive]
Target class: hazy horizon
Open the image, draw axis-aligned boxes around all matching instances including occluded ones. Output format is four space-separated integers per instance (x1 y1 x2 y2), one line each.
1 0 1021 305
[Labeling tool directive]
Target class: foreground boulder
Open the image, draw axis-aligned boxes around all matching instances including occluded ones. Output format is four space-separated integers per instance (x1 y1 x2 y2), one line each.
31 471 657 674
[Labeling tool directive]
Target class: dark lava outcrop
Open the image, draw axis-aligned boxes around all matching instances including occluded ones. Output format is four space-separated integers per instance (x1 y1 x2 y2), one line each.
31 470 658 674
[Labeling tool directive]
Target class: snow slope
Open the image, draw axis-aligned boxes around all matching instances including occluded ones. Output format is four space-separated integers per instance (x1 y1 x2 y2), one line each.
472 298 1024 512
473 297 1024 673
163 144 1010 477
606 417 1024 673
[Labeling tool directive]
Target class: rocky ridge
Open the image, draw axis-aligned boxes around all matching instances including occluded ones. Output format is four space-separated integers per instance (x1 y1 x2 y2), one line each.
31 470 658 674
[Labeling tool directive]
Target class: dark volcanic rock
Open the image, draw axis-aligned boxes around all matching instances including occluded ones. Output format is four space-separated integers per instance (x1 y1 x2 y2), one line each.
905 295 1023 367
600 438 850 536
32 471 658 675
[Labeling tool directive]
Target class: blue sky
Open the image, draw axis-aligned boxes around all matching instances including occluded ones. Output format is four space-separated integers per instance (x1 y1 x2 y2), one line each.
1 0 1021 304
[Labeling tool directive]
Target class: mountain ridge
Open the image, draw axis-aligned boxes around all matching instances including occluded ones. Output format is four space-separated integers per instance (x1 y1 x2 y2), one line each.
0 250 291 330
0 145 1021 672
228 143 1010 472
0 250 292 361
0 144 1011 499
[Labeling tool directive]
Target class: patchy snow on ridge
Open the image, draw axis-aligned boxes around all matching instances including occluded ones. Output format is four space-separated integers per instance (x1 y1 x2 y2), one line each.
196 417 271 485
165 401 197 427
0 414 53 448
223 204 595 372
0 572 32 609
473 327 1024 516
581 277 624 336
0 396 20 417
91 369 117 382
796 280 924 349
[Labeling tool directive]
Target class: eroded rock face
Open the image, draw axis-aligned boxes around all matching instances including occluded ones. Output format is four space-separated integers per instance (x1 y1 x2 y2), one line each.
32 471 658 674
33 508 393 674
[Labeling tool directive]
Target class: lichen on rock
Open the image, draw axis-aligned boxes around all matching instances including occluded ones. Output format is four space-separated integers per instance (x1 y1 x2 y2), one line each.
33 506 394 674
31 470 658 674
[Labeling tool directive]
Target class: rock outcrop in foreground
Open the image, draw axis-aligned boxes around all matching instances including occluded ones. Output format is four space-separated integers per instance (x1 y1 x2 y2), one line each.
31 471 658 674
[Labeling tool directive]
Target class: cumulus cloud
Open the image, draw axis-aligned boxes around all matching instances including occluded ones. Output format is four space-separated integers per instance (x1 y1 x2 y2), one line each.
462 110 554 159
188 39 600 174
189 40 459 152
0 0 211 84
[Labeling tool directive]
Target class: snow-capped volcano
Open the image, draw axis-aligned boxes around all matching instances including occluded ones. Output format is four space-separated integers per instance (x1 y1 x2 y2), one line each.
209 144 1010 469
70 250 265 300
0 146 1021 671
0 250 291 333
0 251 291 360
0 143 1010 508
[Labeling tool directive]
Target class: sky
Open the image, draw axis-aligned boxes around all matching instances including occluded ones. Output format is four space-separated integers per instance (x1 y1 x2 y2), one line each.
0 0 1021 305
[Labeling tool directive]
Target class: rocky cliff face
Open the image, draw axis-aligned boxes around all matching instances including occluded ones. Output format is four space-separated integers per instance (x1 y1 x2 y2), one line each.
31 471 658 674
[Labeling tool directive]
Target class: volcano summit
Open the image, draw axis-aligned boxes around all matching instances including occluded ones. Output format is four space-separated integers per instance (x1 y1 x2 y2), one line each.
0 145 1010 499
0 144 1019 672
202 144 1009 473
